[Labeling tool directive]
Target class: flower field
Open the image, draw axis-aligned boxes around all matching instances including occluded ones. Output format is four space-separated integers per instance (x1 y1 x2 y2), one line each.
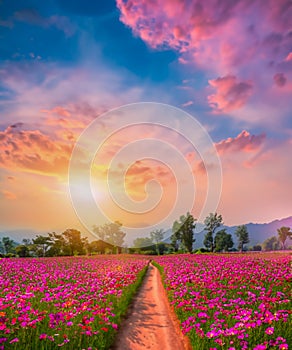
154 253 291 350
0 255 148 349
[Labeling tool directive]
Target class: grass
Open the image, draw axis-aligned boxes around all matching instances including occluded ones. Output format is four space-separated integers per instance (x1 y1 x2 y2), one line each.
0 255 149 350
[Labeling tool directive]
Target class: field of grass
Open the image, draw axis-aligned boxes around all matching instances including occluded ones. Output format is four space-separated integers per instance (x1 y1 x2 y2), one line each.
0 255 149 349
154 253 291 350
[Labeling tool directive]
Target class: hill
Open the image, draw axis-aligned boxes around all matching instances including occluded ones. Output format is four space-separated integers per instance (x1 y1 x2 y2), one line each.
193 216 292 248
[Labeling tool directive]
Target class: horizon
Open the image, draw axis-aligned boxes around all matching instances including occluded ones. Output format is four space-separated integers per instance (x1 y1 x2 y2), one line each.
0 0 291 243
1 214 291 247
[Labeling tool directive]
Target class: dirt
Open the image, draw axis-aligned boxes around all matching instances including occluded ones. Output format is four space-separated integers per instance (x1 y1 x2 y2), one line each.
112 263 191 350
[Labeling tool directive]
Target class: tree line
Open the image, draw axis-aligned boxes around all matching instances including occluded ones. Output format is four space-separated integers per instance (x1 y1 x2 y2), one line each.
0 214 291 257
0 221 126 258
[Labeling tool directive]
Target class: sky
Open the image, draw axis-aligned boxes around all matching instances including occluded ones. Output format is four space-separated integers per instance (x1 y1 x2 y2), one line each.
0 0 291 244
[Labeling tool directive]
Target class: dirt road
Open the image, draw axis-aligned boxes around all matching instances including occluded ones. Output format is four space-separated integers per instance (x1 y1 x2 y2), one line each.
112 263 191 350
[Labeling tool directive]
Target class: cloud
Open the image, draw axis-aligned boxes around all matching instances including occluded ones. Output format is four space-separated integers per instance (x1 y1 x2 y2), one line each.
0 60 144 128
0 123 72 177
285 52 292 61
116 0 292 124
181 100 194 107
116 0 291 69
0 190 17 200
216 130 266 155
208 75 253 112
273 73 287 87
41 106 71 118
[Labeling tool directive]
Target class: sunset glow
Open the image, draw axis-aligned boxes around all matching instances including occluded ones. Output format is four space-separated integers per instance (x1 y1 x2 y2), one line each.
0 0 291 244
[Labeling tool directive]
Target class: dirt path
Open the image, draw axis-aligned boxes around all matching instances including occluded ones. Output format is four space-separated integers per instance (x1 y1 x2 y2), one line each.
112 263 191 350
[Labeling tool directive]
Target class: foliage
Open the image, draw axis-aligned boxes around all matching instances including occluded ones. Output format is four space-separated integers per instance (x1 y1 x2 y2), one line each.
262 236 280 251
277 226 292 249
32 235 52 257
1 237 16 255
171 212 196 253
150 229 165 255
87 240 116 255
63 229 87 256
235 224 250 252
133 237 154 249
214 229 234 252
15 245 30 257
194 248 209 254
203 213 223 252
47 232 67 256
252 244 262 251
93 221 126 253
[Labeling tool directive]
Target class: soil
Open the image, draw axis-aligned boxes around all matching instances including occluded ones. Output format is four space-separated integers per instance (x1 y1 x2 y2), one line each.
111 263 191 350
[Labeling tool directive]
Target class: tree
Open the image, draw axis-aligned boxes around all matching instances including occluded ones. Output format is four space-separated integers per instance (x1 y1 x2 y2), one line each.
171 230 180 252
47 232 67 256
150 229 165 255
214 229 234 252
22 238 32 246
16 245 30 257
203 213 223 252
2 237 16 255
32 235 52 257
235 225 250 252
133 237 155 254
88 240 115 254
62 229 86 256
262 236 280 251
172 212 196 253
93 221 126 253
277 226 292 250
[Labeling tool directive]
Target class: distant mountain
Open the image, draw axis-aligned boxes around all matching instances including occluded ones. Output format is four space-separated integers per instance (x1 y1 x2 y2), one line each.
0 229 46 244
1 216 291 249
226 216 292 248
163 216 292 249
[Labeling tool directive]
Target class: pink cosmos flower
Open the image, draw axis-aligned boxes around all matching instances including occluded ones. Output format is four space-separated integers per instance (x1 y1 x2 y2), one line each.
265 327 274 335
9 338 19 344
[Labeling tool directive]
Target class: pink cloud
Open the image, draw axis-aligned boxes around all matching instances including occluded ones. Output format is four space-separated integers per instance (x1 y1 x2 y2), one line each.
41 106 89 137
285 52 292 61
208 75 253 112
41 106 71 117
181 100 194 107
117 0 292 122
116 0 291 70
216 130 266 155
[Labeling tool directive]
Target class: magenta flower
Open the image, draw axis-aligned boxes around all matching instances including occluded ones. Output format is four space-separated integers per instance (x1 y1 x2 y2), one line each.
9 338 19 344
265 327 274 335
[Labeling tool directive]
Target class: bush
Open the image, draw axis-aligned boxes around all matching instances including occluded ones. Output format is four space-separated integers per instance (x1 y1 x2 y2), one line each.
194 248 209 254
5 253 16 258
